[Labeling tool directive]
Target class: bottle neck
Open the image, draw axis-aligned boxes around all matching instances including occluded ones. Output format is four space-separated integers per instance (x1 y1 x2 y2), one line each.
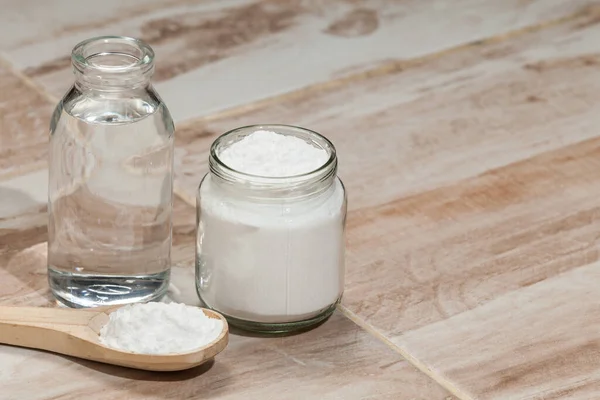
71 36 155 92
74 70 153 92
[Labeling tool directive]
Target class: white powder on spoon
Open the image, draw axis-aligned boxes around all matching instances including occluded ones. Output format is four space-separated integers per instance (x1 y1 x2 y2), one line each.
99 302 223 354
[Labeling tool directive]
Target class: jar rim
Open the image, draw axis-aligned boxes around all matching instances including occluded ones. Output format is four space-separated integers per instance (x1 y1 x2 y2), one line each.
71 36 154 76
209 124 337 188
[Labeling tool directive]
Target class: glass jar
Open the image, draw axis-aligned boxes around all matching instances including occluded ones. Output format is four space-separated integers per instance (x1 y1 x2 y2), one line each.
48 36 175 308
196 125 347 333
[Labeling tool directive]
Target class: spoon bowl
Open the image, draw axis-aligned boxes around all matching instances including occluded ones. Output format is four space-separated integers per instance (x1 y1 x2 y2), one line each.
0 305 228 371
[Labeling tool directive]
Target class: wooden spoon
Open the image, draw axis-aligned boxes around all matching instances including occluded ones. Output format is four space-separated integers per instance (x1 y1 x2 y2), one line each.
0 305 228 371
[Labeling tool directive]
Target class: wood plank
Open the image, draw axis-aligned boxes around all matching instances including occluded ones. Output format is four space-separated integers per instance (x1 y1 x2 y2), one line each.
0 64 53 180
0 180 455 399
170 11 600 398
399 262 600 400
173 9 600 209
0 0 593 121
349 136 600 398
344 135 600 332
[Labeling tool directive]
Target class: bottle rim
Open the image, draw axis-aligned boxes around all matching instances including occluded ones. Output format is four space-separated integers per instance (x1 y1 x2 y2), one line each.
208 124 338 193
71 36 154 77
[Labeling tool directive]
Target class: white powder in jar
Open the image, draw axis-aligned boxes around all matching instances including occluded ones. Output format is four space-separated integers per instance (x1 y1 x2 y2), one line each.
219 130 329 176
99 302 223 354
197 129 346 324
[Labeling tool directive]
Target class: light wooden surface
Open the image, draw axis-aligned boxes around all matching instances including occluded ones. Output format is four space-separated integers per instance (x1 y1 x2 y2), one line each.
0 62 53 180
0 0 595 121
0 305 229 371
1 0 600 399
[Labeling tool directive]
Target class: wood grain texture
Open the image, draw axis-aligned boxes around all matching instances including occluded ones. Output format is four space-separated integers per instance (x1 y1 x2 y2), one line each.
173 9 600 209
347 135 600 399
0 65 53 180
171 11 600 399
347 136 600 335
399 262 600 400
0 0 593 121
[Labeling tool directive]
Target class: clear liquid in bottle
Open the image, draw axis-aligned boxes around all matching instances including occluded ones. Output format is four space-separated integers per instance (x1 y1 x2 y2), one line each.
47 36 174 308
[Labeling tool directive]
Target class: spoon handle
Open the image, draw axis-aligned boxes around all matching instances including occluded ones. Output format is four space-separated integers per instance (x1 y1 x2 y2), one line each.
0 306 98 326
0 306 101 356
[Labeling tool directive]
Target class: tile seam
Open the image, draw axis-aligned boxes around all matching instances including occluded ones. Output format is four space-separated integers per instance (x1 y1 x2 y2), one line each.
337 304 473 400
0 54 59 104
174 185 196 207
0 162 47 183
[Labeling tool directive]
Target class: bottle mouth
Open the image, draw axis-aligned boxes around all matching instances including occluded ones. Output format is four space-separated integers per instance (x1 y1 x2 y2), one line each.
72 36 154 81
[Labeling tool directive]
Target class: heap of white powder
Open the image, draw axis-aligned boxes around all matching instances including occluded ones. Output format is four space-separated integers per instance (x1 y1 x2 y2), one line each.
219 130 329 176
99 302 223 355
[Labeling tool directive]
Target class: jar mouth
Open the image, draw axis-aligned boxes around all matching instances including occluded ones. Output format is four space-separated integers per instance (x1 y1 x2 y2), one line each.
72 36 154 76
209 124 337 188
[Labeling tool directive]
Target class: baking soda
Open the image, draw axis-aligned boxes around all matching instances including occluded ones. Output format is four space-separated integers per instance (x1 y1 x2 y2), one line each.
197 129 346 324
219 130 329 176
99 302 223 354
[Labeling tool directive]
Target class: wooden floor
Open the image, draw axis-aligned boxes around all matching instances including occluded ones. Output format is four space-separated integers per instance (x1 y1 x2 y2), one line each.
1 0 600 398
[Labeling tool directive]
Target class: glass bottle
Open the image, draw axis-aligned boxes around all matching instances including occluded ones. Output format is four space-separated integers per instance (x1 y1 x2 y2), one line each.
196 125 347 333
48 36 175 308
